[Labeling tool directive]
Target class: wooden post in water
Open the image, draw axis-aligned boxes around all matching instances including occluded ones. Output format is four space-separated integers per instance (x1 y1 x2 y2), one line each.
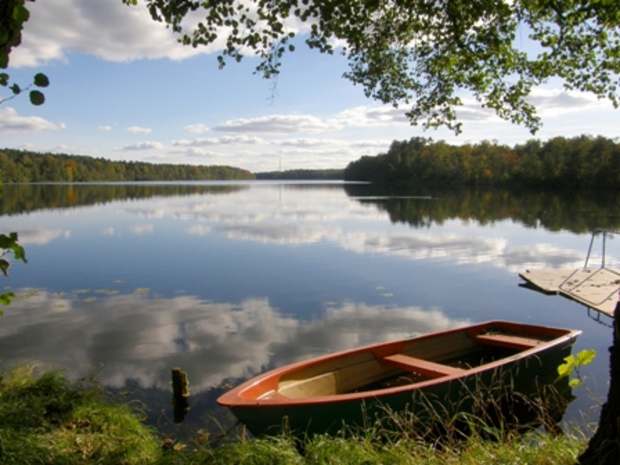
171 367 190 423
172 367 190 398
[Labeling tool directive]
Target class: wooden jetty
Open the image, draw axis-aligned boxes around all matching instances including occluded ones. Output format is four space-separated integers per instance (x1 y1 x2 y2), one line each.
519 267 620 317
520 230 620 318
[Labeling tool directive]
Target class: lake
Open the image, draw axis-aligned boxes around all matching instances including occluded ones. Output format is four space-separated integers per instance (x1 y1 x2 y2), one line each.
1 181 618 438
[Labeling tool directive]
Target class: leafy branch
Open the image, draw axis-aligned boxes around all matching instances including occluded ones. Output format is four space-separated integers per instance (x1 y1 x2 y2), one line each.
0 0 50 106
0 232 27 311
0 71 49 105
126 0 620 134
557 348 601 405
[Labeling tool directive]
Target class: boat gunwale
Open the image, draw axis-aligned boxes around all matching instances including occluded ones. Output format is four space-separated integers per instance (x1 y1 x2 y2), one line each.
216 320 581 408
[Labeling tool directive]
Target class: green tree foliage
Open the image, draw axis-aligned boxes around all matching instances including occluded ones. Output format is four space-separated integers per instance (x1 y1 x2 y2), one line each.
558 349 596 388
0 148 255 182
344 135 620 189
126 0 620 134
0 232 26 310
0 0 50 105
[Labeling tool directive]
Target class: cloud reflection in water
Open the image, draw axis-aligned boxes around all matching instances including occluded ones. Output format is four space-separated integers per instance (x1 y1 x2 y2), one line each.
0 290 470 393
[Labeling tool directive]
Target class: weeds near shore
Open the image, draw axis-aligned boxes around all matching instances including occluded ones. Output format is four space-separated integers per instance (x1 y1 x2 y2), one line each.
0 364 590 464
0 364 161 464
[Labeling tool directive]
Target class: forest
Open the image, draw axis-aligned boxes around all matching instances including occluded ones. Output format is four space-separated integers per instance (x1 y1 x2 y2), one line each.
344 135 620 189
0 148 255 182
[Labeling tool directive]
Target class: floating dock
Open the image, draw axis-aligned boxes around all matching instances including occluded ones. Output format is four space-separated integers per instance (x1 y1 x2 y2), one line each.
519 267 620 317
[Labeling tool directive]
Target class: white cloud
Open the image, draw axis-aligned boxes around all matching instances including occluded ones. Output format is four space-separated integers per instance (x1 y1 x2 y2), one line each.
209 107 420 137
349 139 393 149
0 290 468 391
114 141 164 151
214 114 331 134
502 243 585 273
123 207 166 219
272 138 331 147
98 125 112 131
126 126 152 134
173 135 266 147
272 301 471 366
441 88 608 126
219 223 331 245
9 0 316 68
129 224 154 235
527 88 603 117
330 106 410 127
271 138 392 150
183 123 210 133
0 107 60 134
170 147 222 158
14 228 71 245
187 225 211 236
10 1 209 67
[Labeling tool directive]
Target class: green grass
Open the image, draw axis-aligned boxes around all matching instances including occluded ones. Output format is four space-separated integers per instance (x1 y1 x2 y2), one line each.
0 365 161 464
195 428 587 464
0 365 589 464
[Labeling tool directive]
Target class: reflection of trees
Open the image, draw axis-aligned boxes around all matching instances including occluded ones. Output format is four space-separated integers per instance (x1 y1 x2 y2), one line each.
281 183 346 192
0 183 250 216
344 185 620 234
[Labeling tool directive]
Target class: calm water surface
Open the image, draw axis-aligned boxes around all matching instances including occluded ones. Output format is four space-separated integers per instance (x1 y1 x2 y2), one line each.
1 182 619 438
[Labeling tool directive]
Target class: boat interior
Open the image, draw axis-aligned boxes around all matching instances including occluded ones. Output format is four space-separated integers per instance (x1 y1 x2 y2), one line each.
274 327 557 399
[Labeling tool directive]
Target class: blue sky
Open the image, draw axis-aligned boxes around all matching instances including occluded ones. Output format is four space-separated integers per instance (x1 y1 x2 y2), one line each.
1 0 618 172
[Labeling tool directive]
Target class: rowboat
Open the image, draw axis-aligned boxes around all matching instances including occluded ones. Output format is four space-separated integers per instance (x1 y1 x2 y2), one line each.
217 321 581 436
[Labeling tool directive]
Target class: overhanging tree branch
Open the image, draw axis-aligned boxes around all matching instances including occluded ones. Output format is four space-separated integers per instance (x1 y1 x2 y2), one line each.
124 0 619 134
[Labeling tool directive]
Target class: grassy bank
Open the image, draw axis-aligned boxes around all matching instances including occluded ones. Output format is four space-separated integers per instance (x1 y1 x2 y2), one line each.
0 366 588 464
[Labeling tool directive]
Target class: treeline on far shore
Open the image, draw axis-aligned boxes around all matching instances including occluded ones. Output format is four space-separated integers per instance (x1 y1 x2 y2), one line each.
0 148 254 182
344 135 620 189
255 169 343 180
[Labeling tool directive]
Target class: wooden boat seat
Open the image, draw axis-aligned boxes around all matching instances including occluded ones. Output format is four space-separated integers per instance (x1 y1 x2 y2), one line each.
380 354 467 378
475 333 543 350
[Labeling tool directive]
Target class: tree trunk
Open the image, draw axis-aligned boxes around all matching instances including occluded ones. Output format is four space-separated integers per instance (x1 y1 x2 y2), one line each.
578 302 620 464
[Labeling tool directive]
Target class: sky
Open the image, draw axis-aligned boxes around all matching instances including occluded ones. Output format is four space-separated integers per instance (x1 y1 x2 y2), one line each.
1 0 619 173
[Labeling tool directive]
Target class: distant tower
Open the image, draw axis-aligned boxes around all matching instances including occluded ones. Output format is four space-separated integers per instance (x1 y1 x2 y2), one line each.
279 156 282 172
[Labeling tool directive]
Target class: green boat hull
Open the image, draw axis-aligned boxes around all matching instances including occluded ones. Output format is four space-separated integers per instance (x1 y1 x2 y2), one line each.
227 336 574 437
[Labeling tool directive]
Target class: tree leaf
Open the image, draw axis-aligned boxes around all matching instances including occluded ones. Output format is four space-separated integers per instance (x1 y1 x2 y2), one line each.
0 292 14 306
0 233 27 263
33 73 50 88
13 5 30 23
29 90 45 106
576 349 596 366
563 354 576 366
569 378 582 388
0 259 10 277
557 362 572 378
